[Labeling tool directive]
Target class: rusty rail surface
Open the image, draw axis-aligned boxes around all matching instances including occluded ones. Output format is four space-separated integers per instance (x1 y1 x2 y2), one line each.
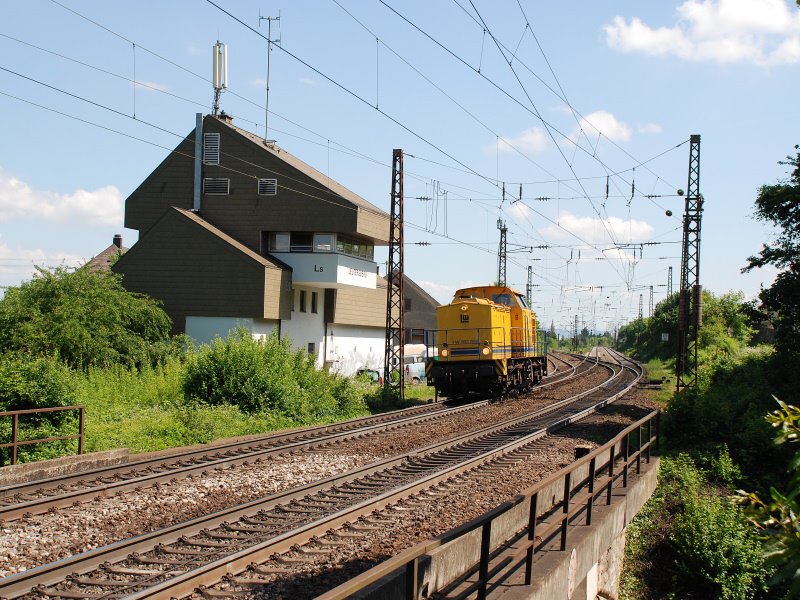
0 405 84 465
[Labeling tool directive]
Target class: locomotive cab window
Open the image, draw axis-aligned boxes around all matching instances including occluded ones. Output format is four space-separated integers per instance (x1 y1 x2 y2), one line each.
491 293 515 307
516 294 529 309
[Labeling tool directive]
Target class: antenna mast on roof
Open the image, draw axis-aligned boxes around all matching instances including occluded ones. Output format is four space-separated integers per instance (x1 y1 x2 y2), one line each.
258 10 281 143
212 41 228 116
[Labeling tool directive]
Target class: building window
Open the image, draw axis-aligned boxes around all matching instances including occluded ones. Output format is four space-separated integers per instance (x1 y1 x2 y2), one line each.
299 290 307 312
314 233 334 252
311 291 318 314
203 133 220 165
336 234 374 260
268 232 290 252
307 342 316 355
258 178 278 196
405 298 412 311
203 177 229 195
290 232 313 252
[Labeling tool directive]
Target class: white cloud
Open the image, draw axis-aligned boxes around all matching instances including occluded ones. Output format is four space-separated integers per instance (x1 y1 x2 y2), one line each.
186 43 204 56
417 280 456 304
495 127 549 155
604 0 800 66
0 169 123 227
638 122 663 134
252 78 268 88
574 110 632 143
298 77 318 86
541 211 653 244
134 80 169 92
0 238 84 288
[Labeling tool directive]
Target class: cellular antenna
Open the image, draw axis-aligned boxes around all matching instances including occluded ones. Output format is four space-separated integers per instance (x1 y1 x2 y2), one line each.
212 41 228 116
258 10 281 143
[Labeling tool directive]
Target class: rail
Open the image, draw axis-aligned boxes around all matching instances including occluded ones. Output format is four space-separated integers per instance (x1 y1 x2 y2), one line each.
316 407 660 600
0 406 85 466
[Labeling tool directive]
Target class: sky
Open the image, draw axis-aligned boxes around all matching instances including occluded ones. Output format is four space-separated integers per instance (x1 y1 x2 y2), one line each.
1 0 798 335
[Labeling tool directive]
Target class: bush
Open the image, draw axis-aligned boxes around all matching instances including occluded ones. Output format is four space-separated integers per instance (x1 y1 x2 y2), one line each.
0 353 78 463
0 266 177 369
671 494 769 599
182 330 358 422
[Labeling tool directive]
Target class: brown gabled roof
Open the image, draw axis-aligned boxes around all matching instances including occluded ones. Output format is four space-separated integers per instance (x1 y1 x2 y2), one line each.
86 240 128 272
218 117 388 218
173 208 291 271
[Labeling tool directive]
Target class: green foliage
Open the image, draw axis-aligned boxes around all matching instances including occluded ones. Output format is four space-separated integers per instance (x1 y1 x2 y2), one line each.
664 346 784 481
0 353 78 463
671 493 769 599
0 266 176 369
182 330 365 422
617 290 753 363
622 453 771 600
741 400 800 597
743 146 800 361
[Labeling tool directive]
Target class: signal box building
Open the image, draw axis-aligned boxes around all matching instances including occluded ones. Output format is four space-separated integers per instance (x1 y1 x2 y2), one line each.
113 113 434 375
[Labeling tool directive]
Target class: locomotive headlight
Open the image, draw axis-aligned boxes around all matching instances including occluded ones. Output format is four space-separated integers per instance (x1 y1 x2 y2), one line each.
441 348 449 357
482 346 491 356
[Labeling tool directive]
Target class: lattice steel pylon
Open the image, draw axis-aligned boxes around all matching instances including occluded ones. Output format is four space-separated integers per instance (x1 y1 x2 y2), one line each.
526 265 533 307
384 149 404 399
649 285 654 318
497 218 507 286
667 266 673 297
676 135 703 390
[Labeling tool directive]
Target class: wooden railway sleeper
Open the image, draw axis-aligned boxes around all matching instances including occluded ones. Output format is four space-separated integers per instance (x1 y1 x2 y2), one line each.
222 523 280 535
249 564 293 575
199 586 252 598
155 544 206 556
178 536 232 548
101 564 165 576
34 585 100 599
68 576 137 587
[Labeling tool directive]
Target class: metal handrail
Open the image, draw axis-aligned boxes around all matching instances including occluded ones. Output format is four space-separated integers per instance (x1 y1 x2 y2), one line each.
315 408 660 600
0 405 85 465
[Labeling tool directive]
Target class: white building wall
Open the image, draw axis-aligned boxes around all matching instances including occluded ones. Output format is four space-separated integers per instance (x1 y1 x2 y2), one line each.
184 289 385 378
185 316 279 346
326 323 385 377
280 286 326 368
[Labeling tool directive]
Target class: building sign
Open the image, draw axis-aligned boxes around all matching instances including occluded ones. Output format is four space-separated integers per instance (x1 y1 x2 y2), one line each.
271 251 376 289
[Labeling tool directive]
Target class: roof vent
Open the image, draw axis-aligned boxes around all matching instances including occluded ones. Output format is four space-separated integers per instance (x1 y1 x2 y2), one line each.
258 178 278 196
203 133 220 165
113 234 122 248
203 178 230 195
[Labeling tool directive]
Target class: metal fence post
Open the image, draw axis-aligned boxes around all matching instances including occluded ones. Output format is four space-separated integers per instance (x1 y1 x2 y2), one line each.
636 425 642 475
11 413 18 465
646 418 652 463
525 493 538 585
587 457 596 526
623 433 630 488
78 407 85 456
560 472 571 551
478 520 492 600
405 557 418 600
606 446 614 505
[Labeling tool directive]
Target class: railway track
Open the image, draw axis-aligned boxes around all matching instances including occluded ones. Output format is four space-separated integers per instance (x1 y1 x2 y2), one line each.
0 353 585 524
0 350 640 599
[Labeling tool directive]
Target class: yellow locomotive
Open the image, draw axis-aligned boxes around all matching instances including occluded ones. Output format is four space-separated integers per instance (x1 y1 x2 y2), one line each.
425 285 546 399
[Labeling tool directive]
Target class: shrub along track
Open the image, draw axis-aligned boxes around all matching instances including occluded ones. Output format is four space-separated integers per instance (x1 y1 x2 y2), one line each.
0 351 637 598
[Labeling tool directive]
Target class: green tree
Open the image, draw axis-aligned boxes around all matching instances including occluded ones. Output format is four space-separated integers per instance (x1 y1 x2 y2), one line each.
742 146 800 360
741 400 800 597
0 266 174 369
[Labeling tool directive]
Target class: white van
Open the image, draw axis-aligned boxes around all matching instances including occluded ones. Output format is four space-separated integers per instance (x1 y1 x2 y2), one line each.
403 343 429 384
